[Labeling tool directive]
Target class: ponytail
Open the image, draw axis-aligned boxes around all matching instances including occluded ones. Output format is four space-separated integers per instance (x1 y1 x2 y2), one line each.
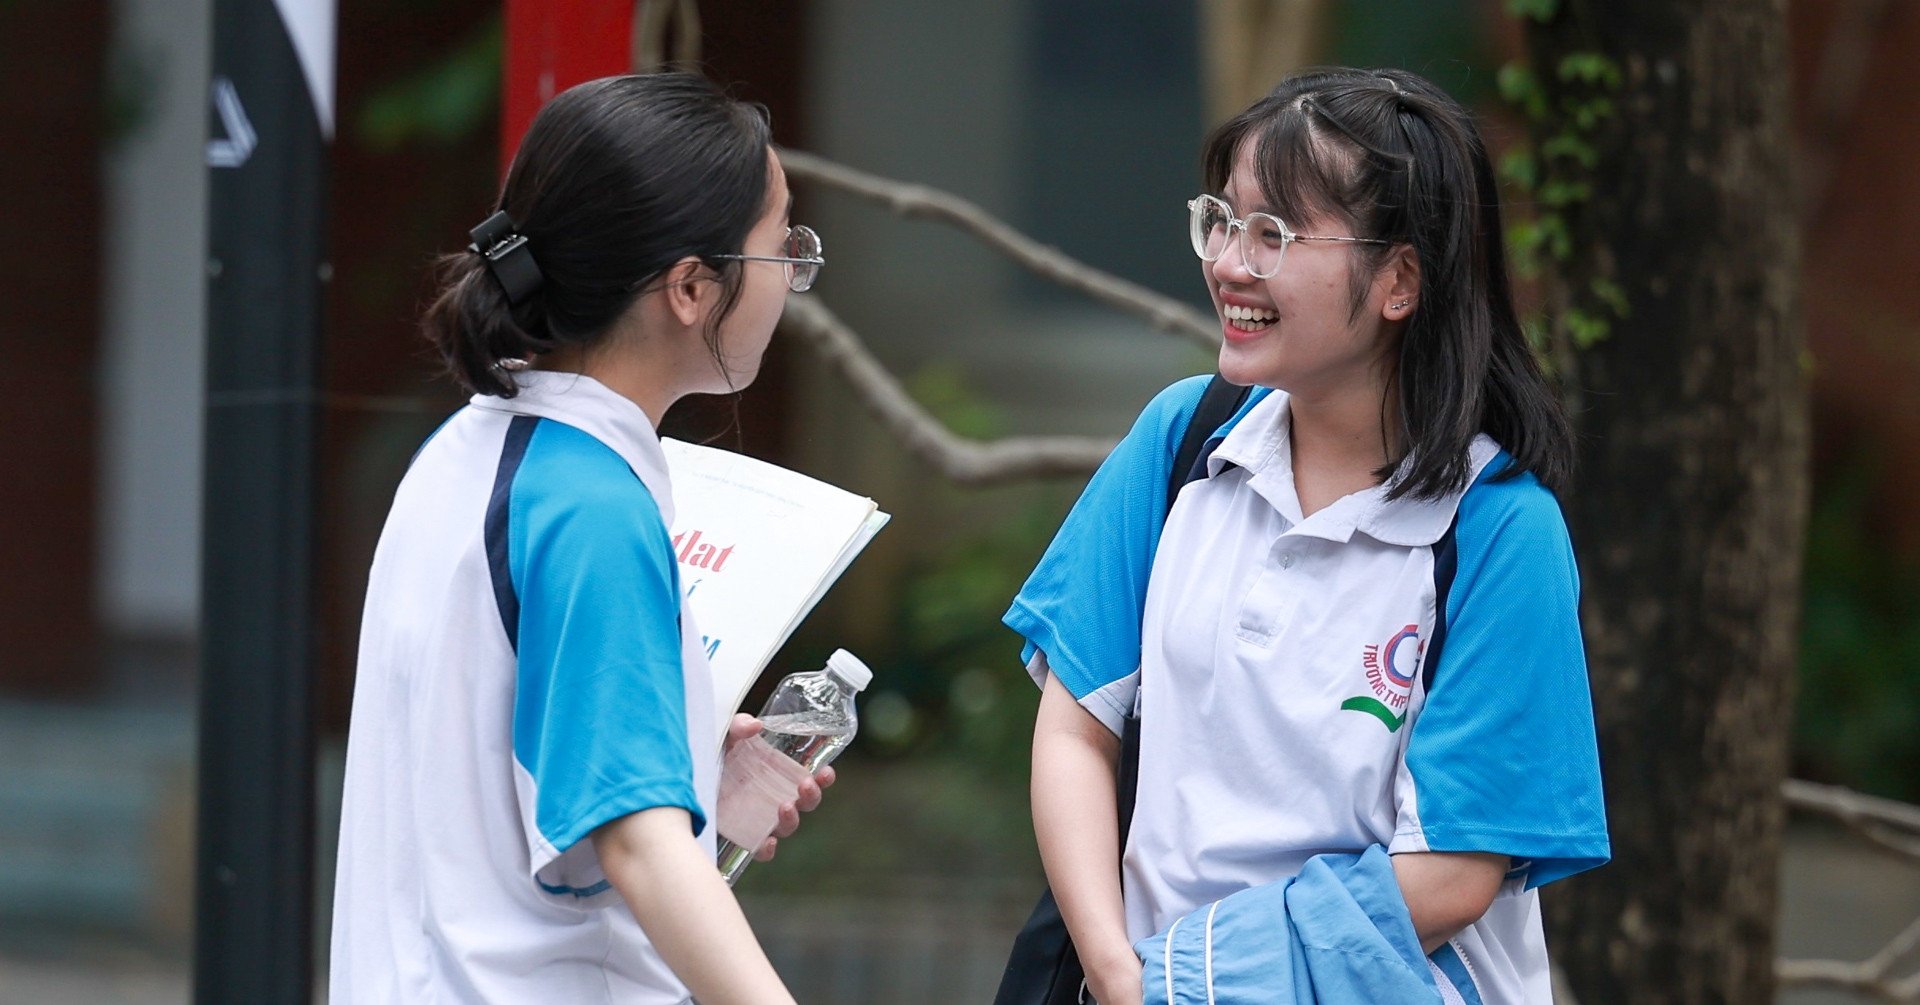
421 250 553 398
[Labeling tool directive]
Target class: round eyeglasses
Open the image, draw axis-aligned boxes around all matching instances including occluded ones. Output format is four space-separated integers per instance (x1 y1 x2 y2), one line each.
1187 195 1385 279
710 224 825 292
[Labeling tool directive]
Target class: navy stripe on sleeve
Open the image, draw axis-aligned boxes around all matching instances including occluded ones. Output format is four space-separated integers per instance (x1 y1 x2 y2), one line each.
485 415 539 651
1423 516 1460 692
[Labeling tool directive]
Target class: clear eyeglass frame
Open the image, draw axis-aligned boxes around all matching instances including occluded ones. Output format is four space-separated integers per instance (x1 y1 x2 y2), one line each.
710 224 825 293
1187 194 1385 279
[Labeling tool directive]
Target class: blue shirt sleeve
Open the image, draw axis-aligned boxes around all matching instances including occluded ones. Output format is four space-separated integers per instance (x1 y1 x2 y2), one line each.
1397 458 1610 888
508 420 704 877
1004 376 1268 725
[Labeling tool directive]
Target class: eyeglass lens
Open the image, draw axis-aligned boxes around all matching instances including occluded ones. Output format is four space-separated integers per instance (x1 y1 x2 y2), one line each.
1189 196 1289 279
785 226 821 292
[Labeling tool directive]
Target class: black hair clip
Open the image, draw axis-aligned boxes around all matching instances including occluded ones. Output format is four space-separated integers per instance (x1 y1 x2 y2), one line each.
468 210 544 306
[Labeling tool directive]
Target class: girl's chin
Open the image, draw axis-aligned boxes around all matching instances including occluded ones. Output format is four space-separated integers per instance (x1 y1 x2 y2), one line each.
1217 346 1280 388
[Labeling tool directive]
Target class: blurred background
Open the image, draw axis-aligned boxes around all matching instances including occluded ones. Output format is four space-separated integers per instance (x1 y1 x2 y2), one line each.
0 0 1915 1001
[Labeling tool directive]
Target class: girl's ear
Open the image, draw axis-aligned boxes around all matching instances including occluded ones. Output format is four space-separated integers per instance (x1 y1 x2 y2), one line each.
659 257 712 328
1381 244 1421 321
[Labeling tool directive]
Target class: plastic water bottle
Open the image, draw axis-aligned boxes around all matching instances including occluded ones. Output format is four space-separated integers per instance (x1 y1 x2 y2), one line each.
715 649 871 884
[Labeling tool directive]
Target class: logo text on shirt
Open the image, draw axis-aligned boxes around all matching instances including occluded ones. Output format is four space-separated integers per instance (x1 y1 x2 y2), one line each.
1341 624 1421 731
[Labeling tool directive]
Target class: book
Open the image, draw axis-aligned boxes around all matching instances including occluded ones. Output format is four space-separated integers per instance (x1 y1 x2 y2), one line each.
660 438 890 748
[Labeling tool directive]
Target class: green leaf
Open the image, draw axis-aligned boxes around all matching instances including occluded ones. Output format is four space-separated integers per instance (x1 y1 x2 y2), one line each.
1556 52 1623 89
1565 307 1611 348
1499 148 1539 190
1561 96 1618 131
1540 132 1599 169
1506 221 1545 279
1589 277 1631 318
1496 62 1549 121
357 15 503 151
1539 214 1573 261
1505 0 1559 23
1537 179 1593 208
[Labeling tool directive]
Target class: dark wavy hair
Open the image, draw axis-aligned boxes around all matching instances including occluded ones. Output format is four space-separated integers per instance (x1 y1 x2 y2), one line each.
1202 67 1572 498
424 73 772 397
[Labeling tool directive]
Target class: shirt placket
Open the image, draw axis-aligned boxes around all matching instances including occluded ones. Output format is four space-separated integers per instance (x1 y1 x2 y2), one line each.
1234 531 1305 647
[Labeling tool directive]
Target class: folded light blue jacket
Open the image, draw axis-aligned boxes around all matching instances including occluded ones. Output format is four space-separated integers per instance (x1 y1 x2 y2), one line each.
1139 846 1475 1005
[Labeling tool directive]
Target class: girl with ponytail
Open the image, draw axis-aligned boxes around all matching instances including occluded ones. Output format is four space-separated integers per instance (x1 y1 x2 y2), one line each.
332 73 827 1005
1008 68 1608 1004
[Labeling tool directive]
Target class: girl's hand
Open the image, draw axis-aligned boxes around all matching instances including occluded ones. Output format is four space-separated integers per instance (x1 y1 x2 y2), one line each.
723 713 837 861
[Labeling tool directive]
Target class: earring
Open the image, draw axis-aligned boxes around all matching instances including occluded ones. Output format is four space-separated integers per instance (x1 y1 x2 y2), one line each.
1391 300 1410 311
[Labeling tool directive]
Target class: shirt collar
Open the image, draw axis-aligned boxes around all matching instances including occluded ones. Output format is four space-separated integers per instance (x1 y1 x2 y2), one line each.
465 371 676 525
1205 389 1501 547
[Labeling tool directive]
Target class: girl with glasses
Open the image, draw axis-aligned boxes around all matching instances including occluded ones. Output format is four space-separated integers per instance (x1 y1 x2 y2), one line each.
332 73 824 1005
1008 68 1607 1004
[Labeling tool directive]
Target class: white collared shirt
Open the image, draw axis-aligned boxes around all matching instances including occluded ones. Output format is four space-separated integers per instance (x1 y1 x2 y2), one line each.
1021 385 1606 1005
332 372 715 1004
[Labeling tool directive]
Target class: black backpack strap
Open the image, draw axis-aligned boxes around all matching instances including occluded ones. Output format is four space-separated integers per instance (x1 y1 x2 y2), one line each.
1165 375 1252 510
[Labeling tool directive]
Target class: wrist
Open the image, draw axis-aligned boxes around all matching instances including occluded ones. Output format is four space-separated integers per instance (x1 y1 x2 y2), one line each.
1080 938 1140 978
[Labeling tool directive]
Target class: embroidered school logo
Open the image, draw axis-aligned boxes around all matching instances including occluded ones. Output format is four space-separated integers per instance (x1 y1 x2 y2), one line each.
1341 624 1421 732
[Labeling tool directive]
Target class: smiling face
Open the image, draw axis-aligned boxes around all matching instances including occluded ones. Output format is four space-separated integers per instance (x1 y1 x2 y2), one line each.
1207 139 1403 401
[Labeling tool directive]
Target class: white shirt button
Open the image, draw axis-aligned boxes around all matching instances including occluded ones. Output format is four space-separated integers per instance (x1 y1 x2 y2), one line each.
1279 553 1296 570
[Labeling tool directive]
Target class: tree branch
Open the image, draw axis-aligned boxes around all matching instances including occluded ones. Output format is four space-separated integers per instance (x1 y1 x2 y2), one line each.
1777 914 1920 1002
777 295 1114 485
1776 779 1920 1001
1784 779 1920 863
777 148 1220 349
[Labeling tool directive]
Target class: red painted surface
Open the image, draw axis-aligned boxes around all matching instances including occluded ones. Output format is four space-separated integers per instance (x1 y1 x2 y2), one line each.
0 0 104 693
502 0 634 175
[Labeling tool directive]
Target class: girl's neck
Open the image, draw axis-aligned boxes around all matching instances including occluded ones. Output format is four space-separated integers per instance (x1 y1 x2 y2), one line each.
1285 375 1400 518
536 317 686 427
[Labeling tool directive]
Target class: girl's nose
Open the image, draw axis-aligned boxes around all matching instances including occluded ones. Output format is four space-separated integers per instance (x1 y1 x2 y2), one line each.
1210 227 1254 284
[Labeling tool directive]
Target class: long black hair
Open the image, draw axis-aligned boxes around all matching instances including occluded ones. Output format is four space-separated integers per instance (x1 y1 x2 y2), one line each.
424 73 772 397
1202 67 1572 498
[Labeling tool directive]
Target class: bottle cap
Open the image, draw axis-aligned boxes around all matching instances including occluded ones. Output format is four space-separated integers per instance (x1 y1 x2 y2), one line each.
824 649 873 691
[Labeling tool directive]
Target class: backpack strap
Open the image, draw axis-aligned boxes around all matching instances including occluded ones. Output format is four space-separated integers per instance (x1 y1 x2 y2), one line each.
1166 375 1252 509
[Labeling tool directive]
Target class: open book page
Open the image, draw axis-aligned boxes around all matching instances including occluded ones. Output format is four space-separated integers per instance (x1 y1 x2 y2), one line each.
660 439 890 747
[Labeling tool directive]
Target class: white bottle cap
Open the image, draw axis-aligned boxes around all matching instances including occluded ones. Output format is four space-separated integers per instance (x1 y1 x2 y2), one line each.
824 649 873 691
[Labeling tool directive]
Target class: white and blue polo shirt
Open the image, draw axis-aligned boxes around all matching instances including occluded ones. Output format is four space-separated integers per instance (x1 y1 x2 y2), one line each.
331 371 717 1004
1007 376 1609 1005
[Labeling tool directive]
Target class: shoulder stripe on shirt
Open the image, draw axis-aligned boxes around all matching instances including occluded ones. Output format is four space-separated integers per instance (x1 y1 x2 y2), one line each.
1423 516 1460 692
485 415 539 651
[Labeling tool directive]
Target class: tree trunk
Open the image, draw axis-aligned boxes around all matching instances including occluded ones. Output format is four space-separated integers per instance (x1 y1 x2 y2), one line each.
1197 0 1331 122
1523 3 1808 1002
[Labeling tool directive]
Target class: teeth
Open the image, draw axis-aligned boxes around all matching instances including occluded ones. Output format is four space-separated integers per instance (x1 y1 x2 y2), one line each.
1225 305 1277 322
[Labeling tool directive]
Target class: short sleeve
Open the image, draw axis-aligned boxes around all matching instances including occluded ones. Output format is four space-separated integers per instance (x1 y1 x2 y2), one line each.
507 421 703 897
1390 462 1610 889
1003 376 1212 731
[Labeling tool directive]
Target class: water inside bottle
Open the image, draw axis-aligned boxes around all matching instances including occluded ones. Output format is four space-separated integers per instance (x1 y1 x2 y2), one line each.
755 710 853 772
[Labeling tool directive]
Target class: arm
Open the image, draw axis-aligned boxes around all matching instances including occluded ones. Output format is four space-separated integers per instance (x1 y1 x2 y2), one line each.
1390 850 1508 954
591 807 796 1005
1032 672 1140 1005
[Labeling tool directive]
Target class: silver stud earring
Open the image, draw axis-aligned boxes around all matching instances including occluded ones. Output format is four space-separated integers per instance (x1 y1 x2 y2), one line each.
1391 301 1410 311
491 357 531 373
